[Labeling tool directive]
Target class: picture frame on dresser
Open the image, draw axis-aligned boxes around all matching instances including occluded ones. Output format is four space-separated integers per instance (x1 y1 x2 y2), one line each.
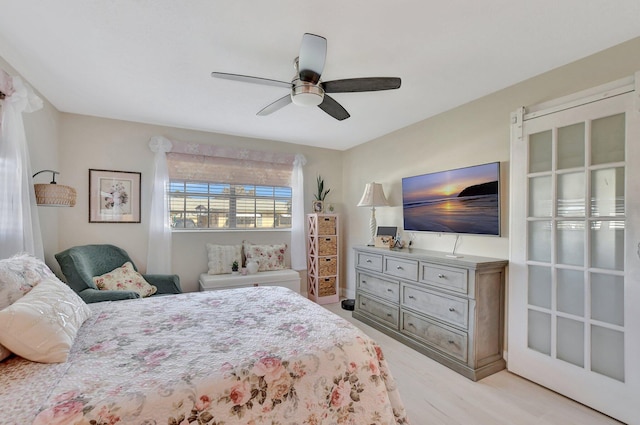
312 200 324 213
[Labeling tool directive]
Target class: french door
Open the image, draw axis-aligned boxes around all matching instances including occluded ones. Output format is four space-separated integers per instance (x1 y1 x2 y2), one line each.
509 75 640 424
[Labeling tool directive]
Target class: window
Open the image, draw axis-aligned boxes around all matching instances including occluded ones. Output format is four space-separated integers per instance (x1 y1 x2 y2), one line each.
169 181 292 229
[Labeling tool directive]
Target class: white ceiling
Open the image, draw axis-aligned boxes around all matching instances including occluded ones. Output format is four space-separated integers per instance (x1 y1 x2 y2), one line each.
1 1 639 151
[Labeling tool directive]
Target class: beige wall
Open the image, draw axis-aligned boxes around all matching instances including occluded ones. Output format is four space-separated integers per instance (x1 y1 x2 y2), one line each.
57 114 342 292
340 36 640 297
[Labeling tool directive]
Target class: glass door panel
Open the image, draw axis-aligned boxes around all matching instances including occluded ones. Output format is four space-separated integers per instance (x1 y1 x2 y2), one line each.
529 130 553 173
528 265 552 309
591 167 624 217
591 325 624 381
590 221 624 271
556 221 584 266
556 268 584 316
528 310 551 355
528 221 551 262
557 122 585 169
557 172 585 217
557 317 584 367
591 113 625 165
529 176 552 217
590 273 624 326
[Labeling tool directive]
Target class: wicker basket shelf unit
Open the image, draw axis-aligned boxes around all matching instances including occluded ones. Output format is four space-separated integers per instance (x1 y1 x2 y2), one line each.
306 213 339 304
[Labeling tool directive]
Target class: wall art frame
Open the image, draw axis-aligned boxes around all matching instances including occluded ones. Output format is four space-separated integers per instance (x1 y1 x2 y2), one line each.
89 169 141 223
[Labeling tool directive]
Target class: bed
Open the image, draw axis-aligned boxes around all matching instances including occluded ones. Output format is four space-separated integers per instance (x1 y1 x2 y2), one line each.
0 282 409 424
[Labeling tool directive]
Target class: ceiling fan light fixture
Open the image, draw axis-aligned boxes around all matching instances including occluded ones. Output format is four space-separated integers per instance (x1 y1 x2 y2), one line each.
291 82 324 107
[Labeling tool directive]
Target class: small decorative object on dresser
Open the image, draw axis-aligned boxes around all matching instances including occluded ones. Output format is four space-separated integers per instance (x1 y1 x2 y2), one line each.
353 245 508 381
231 260 239 275
306 213 339 304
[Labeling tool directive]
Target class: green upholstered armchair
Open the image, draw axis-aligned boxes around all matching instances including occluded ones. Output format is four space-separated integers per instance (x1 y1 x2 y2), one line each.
55 244 182 303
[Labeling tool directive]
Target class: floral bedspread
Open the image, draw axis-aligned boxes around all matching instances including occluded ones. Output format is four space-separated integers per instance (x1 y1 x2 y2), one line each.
0 286 409 424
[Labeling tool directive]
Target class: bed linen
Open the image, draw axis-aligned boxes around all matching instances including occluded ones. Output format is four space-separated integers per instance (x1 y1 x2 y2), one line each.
0 286 409 424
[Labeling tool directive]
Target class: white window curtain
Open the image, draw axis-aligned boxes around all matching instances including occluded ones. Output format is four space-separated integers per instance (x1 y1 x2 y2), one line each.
147 136 173 273
290 154 306 270
0 72 44 260
157 138 307 270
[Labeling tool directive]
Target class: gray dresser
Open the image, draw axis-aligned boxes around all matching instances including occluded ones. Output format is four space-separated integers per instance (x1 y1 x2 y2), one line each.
353 245 508 381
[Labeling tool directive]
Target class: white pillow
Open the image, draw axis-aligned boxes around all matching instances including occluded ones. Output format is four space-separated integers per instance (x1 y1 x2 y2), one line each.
92 262 157 297
0 277 92 363
206 244 242 275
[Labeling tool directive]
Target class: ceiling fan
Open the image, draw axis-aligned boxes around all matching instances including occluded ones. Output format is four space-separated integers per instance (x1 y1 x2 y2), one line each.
211 33 401 121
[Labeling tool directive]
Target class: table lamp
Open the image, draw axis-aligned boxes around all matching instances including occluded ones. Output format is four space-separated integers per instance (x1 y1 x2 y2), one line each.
357 182 389 245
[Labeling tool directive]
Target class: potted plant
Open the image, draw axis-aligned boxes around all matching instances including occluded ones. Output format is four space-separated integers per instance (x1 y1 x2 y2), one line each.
314 175 330 212
231 260 239 275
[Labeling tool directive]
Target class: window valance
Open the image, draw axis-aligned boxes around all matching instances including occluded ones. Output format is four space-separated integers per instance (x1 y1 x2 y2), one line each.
166 139 299 187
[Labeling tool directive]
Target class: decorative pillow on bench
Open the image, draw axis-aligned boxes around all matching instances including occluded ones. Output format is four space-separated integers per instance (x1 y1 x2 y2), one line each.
243 241 287 272
206 244 242 275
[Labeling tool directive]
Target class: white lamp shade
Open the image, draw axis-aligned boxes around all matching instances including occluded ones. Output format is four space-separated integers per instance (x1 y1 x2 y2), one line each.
357 183 389 207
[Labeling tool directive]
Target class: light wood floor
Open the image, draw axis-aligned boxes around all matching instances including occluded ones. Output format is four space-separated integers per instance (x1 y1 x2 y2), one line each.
324 302 622 425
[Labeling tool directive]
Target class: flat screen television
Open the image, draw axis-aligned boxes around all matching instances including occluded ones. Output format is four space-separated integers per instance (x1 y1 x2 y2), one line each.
402 162 500 236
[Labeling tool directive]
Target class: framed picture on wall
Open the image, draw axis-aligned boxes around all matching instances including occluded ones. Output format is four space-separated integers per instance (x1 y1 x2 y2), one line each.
89 169 141 223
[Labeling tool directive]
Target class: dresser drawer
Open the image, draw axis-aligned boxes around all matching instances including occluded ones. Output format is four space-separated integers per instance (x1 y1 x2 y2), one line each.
384 257 418 281
402 311 468 362
357 294 399 327
402 285 468 329
420 263 468 294
357 272 400 303
356 252 383 272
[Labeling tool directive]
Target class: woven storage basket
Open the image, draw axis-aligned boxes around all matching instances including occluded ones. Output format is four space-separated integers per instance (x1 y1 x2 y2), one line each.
318 236 337 255
319 277 336 297
318 216 336 235
34 184 77 207
319 257 337 276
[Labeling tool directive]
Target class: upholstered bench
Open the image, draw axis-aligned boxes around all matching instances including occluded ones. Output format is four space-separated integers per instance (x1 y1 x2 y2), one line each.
198 269 300 293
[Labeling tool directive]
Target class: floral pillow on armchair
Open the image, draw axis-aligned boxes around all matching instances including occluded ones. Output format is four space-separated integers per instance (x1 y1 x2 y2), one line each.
243 241 287 272
92 262 157 297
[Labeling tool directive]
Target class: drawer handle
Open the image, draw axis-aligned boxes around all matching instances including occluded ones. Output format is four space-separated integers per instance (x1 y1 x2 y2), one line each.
448 340 455 344
448 307 456 312
396 266 404 270
438 274 446 279
408 295 415 299
386 313 393 317
366 259 372 263
407 322 415 328
325 258 332 262
387 288 394 292
361 302 367 306
325 238 331 241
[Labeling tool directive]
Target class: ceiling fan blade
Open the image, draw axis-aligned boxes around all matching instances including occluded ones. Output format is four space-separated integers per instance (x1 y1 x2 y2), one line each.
318 95 350 121
298 33 326 84
257 94 292 116
211 72 291 89
322 77 401 93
